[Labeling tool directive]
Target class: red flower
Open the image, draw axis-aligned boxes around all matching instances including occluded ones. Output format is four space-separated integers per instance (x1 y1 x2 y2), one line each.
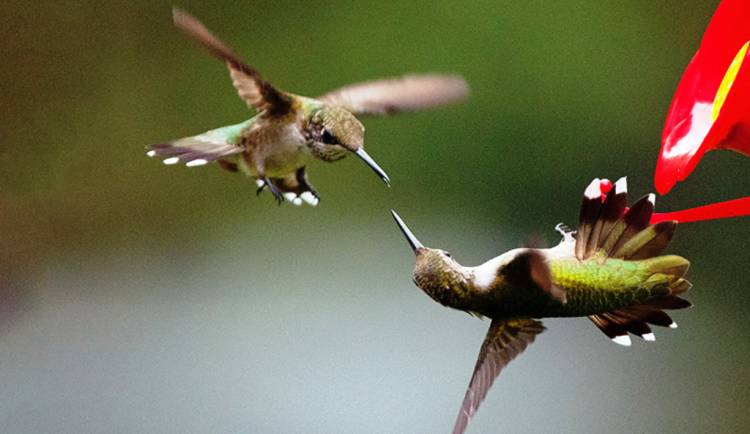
591 178 750 224
657 0 750 193
652 0 750 222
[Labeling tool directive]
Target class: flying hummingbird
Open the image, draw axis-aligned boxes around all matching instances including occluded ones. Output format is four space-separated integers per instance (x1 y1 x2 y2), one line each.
147 8 469 206
390 177 692 434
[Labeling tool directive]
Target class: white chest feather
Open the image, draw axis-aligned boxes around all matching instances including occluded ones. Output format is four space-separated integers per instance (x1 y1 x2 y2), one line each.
539 232 576 262
265 123 309 170
465 233 576 291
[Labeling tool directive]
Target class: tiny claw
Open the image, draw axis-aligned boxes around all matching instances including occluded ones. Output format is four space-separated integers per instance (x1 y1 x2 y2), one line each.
263 177 285 206
554 223 576 242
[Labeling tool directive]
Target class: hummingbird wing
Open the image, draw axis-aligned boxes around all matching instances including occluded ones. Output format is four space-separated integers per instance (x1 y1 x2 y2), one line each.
147 121 248 167
172 8 293 117
452 318 544 434
318 74 469 116
503 249 566 304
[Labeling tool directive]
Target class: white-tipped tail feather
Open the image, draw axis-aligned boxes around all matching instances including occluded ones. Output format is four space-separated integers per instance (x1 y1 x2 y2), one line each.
300 192 319 207
614 176 627 194
611 335 632 347
575 177 691 346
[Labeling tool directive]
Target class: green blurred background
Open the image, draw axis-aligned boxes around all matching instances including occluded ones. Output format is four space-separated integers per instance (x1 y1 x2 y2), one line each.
2 1 749 433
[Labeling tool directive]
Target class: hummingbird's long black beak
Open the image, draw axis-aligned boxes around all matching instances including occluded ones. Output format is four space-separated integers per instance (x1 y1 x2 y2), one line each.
390 210 424 254
355 148 391 187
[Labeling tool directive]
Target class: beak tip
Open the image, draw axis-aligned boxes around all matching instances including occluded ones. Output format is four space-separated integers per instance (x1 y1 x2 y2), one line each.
390 209 424 254
355 148 391 187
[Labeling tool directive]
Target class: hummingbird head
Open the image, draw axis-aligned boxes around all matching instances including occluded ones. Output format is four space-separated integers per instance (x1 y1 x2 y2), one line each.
390 210 469 307
309 106 390 186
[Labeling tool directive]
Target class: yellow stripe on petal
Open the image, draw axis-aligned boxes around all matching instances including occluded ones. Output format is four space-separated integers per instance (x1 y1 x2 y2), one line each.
712 40 749 122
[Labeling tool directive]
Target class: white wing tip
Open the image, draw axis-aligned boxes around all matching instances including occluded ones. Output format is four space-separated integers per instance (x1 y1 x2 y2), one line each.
146 150 157 157
163 157 180 165
642 333 656 342
186 159 208 167
648 193 656 206
612 335 632 347
669 321 678 329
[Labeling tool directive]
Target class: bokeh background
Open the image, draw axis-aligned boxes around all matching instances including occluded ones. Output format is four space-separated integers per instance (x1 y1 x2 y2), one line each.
2 1 749 433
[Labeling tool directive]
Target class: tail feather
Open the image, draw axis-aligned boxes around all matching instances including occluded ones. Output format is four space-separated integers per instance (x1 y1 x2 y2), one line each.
588 177 627 257
574 177 692 346
646 255 690 279
589 274 690 345
605 194 655 257
613 220 676 260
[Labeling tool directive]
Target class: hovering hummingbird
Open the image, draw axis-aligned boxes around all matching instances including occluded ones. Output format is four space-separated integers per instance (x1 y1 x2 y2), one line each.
147 8 469 206
390 177 692 434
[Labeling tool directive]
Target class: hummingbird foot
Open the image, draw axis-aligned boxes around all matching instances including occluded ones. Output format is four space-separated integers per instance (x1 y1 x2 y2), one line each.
255 179 267 196
262 177 285 206
255 169 321 207
554 223 575 241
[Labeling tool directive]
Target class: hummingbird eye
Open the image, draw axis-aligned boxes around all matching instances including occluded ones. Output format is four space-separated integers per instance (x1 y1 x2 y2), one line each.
321 128 337 145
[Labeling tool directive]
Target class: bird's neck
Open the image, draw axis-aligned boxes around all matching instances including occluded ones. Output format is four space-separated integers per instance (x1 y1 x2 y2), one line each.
415 261 476 311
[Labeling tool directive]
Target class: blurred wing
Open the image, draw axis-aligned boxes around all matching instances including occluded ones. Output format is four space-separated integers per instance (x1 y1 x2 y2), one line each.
503 249 566 304
172 8 293 117
318 74 469 116
452 318 544 434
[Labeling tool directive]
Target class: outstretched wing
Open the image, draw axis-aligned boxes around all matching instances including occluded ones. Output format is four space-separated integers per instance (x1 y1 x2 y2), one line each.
318 74 469 116
452 318 545 434
172 8 293 117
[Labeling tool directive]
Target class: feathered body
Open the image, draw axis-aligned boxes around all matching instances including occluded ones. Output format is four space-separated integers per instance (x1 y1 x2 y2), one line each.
147 8 469 206
415 240 688 320
391 177 692 434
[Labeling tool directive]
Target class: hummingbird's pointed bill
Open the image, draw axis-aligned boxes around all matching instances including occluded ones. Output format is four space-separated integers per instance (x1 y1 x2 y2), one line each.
390 210 424 253
355 149 391 187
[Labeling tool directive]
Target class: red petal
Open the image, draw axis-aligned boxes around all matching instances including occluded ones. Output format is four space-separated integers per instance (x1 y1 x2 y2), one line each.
650 196 750 223
656 0 750 194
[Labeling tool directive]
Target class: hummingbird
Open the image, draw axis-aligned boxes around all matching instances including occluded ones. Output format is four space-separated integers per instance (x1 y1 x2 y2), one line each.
147 8 469 206
390 177 692 434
